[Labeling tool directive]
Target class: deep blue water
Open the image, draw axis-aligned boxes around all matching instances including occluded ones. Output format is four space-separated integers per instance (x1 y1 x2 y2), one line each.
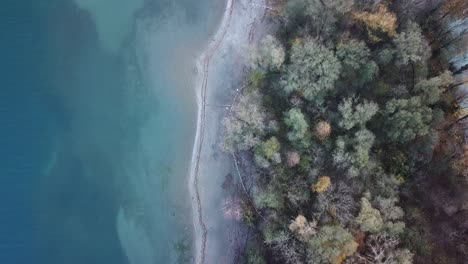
1 1 59 263
0 0 222 263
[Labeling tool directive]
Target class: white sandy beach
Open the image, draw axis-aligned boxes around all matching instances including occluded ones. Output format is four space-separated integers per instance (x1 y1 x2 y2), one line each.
189 0 270 263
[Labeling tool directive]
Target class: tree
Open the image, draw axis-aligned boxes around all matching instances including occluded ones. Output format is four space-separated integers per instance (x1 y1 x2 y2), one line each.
356 234 414 264
314 182 357 225
336 39 378 85
352 4 398 42
333 138 356 175
224 91 268 151
394 22 430 65
374 196 406 235
313 176 332 193
374 196 404 221
392 249 414 264
327 0 355 13
450 144 468 179
307 225 358 264
414 70 454 104
336 39 371 71
286 151 301 167
264 230 304 264
245 247 267 264
338 97 379 130
377 48 395 65
353 129 376 167
284 108 310 145
254 137 281 168
286 177 310 208
395 0 425 24
289 215 318 242
356 197 384 233
281 39 341 101
358 61 379 85
283 0 355 39
254 186 283 210
383 97 432 143
250 35 285 71
247 69 265 92
333 129 375 176
305 0 355 38
431 18 468 55
360 160 401 199
315 121 332 140
440 0 468 20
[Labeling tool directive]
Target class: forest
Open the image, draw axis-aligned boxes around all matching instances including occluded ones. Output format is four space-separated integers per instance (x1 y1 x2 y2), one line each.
222 0 468 263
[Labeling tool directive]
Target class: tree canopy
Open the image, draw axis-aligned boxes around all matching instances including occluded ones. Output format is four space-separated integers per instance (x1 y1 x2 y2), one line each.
394 22 429 65
338 97 379 130
281 39 341 101
383 97 432 143
224 1 466 262
284 108 310 146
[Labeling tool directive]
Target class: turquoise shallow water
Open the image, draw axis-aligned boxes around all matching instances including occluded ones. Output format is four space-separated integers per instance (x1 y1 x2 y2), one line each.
0 0 223 263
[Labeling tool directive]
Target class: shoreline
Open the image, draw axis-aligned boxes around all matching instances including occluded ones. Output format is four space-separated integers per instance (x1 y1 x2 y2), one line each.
189 0 235 263
188 0 269 263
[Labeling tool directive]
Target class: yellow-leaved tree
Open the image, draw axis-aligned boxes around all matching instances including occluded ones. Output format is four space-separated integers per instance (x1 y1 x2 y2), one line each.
352 4 398 42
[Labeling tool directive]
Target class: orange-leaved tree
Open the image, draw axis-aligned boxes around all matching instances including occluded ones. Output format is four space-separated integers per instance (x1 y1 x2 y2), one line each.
353 4 398 42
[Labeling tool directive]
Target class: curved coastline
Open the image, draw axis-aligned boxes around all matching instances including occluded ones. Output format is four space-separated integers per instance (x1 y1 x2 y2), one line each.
189 0 268 263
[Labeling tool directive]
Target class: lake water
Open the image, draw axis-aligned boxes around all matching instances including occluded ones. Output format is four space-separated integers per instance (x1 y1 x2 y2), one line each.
0 0 223 263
